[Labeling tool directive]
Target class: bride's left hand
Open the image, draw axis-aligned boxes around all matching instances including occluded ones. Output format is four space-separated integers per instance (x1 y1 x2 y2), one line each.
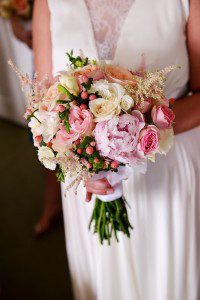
85 178 114 202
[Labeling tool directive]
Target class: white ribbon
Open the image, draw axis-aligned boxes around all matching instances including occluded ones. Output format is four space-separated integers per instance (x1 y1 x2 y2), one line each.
92 166 132 202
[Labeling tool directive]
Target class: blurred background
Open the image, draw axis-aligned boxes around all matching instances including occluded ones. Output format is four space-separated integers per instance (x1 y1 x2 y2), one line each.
0 12 73 300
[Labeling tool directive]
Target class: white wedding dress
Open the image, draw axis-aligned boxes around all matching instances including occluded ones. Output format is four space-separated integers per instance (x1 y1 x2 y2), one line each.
47 0 200 299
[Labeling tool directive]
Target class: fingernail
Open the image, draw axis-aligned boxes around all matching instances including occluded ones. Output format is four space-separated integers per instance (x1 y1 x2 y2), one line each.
107 188 114 194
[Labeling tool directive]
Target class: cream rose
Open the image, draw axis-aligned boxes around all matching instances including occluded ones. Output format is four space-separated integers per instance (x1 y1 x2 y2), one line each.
38 146 56 170
120 95 134 111
89 98 121 122
59 74 80 96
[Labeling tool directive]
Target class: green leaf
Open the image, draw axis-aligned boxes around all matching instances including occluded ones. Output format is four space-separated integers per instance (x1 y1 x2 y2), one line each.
56 100 69 104
64 119 71 133
59 111 66 120
56 167 65 183
57 85 73 100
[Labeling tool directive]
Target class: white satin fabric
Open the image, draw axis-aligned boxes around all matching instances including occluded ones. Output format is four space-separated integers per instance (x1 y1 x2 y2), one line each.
48 0 200 299
0 19 33 125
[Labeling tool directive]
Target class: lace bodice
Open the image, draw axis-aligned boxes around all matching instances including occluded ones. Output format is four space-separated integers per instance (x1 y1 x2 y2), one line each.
85 0 133 60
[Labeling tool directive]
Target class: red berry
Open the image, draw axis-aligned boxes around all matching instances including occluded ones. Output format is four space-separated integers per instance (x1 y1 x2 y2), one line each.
94 158 99 163
89 94 97 101
81 75 89 83
81 91 88 99
111 161 119 169
86 146 94 155
77 148 83 154
46 141 53 148
35 135 42 143
90 141 96 147
74 139 80 146
80 104 87 110
58 105 65 112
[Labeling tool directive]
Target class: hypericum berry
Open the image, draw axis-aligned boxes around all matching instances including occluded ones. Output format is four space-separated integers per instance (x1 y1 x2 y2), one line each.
90 141 96 147
87 162 93 169
81 91 88 99
81 75 89 83
80 104 87 110
35 135 42 143
86 146 94 155
111 161 119 169
46 141 53 148
77 148 83 154
169 98 175 105
74 139 80 146
94 158 99 164
89 94 97 101
58 105 66 112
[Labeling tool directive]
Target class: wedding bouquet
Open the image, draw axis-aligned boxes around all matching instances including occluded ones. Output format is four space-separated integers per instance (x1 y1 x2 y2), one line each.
9 51 177 244
0 0 33 19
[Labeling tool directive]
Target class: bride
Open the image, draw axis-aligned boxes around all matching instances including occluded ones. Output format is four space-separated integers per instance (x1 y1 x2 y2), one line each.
33 0 200 299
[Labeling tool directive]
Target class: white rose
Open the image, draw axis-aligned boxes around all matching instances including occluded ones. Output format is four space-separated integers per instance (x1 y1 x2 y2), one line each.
38 146 56 170
59 74 79 96
120 95 134 111
158 128 174 155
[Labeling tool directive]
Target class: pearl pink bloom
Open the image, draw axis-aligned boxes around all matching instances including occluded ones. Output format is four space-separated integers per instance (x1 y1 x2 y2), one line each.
74 65 105 82
94 111 145 166
138 125 159 155
151 105 175 129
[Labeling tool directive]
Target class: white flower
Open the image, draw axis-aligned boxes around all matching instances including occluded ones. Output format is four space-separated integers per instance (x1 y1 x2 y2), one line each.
42 112 60 143
158 128 174 155
120 95 134 111
28 111 43 137
89 80 134 121
38 146 56 170
59 74 79 96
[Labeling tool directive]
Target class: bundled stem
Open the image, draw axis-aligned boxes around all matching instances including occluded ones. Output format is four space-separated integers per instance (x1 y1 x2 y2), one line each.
89 197 133 245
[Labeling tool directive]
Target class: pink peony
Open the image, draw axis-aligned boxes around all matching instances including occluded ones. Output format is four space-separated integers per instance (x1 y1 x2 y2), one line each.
52 105 94 154
93 111 145 166
138 125 159 155
151 105 175 129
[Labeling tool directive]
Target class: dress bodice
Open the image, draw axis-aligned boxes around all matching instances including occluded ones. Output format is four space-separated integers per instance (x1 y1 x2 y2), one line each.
48 0 189 99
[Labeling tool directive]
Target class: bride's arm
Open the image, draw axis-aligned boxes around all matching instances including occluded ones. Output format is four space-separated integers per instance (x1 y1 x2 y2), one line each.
33 0 53 79
173 0 200 134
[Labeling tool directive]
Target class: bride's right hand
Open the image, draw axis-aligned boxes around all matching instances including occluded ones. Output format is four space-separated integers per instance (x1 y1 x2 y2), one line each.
85 178 114 202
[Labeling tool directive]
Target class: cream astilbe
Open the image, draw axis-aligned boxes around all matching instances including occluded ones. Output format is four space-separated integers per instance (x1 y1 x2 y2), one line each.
8 60 51 112
126 65 180 108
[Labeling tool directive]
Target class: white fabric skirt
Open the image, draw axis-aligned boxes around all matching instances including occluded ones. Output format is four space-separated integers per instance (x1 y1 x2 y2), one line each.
61 126 200 300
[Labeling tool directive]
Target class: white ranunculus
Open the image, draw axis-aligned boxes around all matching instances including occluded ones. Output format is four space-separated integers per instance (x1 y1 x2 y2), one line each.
38 146 56 170
59 74 79 96
42 113 60 143
28 112 43 137
120 95 134 111
158 128 174 155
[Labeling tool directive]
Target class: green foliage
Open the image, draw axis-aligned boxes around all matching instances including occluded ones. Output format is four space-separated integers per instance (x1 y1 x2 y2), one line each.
56 167 65 183
89 198 133 245
66 50 89 69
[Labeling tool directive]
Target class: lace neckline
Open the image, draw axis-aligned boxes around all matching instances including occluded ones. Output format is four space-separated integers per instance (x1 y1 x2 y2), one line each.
85 0 134 60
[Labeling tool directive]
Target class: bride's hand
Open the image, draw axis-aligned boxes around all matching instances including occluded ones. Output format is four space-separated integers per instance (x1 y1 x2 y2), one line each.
85 178 114 202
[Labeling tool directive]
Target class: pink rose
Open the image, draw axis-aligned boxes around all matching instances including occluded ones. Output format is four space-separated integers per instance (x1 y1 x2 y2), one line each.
52 105 94 154
151 105 175 129
104 64 137 88
69 105 94 136
94 111 145 166
138 125 159 155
